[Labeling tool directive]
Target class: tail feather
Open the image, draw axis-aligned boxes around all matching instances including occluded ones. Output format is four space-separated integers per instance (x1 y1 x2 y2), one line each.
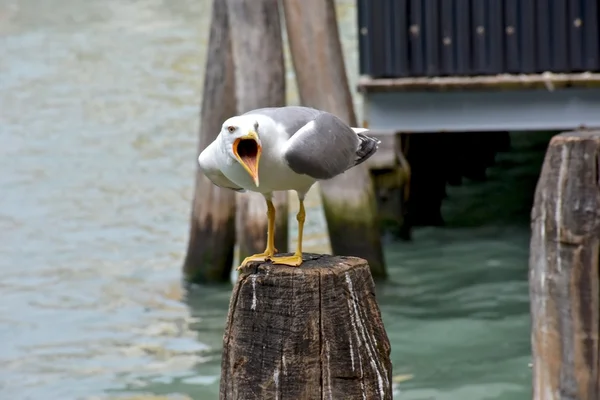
353 130 380 167
351 127 370 135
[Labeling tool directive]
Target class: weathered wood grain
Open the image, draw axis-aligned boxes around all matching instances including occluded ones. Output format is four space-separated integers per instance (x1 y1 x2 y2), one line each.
183 0 237 283
226 0 288 260
529 130 600 400
282 0 387 279
357 73 600 93
220 254 392 399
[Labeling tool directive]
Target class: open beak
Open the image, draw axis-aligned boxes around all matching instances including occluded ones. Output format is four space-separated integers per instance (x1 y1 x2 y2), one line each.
233 131 262 187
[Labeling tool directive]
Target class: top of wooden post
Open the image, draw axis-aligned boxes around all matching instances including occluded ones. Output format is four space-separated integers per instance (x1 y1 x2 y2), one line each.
552 129 600 140
237 253 366 275
530 128 600 400
220 253 393 400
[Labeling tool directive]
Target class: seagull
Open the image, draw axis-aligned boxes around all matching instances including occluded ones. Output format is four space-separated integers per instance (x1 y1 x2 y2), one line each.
198 106 380 269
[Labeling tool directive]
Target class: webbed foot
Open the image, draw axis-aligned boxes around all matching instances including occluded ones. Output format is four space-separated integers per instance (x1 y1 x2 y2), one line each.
270 253 303 267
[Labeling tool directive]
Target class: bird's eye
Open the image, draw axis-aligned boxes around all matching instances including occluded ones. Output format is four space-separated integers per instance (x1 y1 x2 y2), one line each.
227 126 235 133
254 122 259 131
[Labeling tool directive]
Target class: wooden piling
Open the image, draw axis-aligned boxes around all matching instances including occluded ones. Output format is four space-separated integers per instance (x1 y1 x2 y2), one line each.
219 254 393 399
529 130 600 400
183 0 237 283
368 133 412 240
282 0 387 279
226 0 289 260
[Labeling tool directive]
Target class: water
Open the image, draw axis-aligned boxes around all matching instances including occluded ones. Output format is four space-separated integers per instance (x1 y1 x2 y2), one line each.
0 0 540 398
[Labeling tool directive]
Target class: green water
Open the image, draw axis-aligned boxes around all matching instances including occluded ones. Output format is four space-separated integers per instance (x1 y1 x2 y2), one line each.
0 0 546 398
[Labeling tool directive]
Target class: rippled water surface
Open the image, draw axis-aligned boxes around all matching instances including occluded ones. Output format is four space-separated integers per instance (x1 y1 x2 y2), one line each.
1 0 538 399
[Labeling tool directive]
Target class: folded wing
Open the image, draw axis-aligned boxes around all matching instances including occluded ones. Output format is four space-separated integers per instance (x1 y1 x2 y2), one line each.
282 111 379 180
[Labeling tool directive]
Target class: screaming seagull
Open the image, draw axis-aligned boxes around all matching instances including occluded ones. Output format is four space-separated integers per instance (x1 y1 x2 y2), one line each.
198 105 380 269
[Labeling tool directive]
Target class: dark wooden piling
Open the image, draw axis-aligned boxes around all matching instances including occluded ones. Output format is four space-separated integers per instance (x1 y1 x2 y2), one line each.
220 254 392 399
183 0 237 283
529 130 600 400
401 130 509 230
367 133 412 241
282 0 387 279
226 0 288 260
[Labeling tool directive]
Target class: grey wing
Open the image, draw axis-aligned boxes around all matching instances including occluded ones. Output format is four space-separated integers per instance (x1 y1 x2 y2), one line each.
282 111 380 180
243 106 322 134
198 139 246 192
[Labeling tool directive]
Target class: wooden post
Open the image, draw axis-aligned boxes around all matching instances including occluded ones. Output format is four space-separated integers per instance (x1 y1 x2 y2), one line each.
368 133 412 241
183 0 237 283
219 254 393 399
529 130 600 400
282 0 387 279
226 0 288 260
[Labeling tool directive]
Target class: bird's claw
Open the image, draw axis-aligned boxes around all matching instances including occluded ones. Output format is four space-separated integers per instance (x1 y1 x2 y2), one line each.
237 251 276 270
237 252 303 270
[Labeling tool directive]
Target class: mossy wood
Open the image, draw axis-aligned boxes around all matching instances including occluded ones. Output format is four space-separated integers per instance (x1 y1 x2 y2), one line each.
529 130 600 400
282 0 386 279
183 0 237 283
226 0 288 260
369 133 411 240
219 254 392 399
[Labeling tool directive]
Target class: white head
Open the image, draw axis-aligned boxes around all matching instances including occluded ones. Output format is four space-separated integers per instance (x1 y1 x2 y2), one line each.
220 116 263 186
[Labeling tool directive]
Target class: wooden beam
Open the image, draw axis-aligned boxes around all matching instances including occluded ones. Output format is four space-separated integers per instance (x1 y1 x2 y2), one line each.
226 0 289 261
219 254 393 399
529 130 600 400
358 72 600 93
183 0 237 283
282 0 387 279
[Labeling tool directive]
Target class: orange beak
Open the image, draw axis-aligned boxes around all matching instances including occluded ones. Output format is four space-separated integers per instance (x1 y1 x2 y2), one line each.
233 131 262 187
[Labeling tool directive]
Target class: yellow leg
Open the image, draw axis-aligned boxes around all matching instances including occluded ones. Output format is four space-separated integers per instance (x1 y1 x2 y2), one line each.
237 198 278 270
271 198 305 267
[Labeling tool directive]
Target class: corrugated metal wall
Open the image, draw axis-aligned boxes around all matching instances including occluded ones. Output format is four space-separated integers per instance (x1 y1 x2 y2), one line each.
358 0 600 77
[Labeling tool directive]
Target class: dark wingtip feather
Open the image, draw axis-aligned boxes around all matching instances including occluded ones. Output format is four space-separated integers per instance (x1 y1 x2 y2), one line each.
353 132 380 167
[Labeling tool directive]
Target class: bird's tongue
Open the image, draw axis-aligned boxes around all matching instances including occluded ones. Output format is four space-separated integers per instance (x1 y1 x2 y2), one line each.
237 139 259 175
241 154 257 171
